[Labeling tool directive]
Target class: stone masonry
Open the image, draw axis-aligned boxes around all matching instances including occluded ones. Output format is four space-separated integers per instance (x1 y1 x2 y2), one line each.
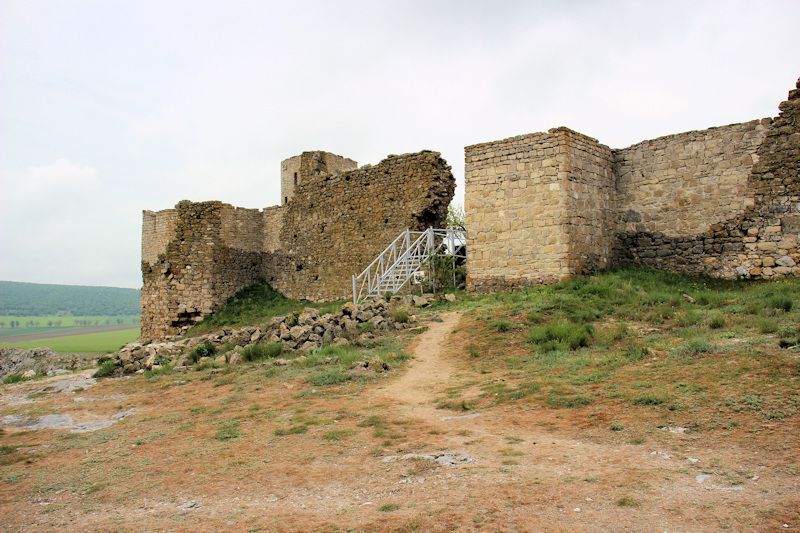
141 150 454 341
465 77 800 291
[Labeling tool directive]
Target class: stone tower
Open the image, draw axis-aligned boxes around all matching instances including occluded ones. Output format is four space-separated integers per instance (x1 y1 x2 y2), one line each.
280 151 358 204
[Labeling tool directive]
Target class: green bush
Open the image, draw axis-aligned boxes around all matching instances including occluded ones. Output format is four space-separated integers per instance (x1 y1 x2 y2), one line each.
240 341 283 362
526 320 593 352
93 360 117 378
188 341 216 363
2 373 23 384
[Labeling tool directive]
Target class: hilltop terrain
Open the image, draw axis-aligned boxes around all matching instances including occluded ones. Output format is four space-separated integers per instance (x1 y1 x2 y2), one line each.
0 269 798 531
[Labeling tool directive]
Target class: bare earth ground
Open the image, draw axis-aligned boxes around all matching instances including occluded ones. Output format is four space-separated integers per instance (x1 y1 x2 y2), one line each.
1 312 798 532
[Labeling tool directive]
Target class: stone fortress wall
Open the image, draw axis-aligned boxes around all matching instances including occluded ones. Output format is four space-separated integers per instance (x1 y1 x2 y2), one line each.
141 151 454 341
465 77 800 291
142 76 797 340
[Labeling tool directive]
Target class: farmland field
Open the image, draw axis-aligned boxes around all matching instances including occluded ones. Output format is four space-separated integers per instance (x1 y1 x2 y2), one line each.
0 327 139 353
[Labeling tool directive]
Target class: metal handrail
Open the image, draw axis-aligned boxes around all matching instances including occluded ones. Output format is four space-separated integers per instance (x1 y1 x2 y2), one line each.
352 227 466 303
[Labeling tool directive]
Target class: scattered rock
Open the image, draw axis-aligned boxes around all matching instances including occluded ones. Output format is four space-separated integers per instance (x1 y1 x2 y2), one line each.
177 501 200 511
444 293 457 302
681 293 696 303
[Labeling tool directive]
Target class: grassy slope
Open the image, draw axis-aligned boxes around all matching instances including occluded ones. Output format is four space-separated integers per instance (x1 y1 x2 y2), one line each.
0 328 140 353
188 280 344 336
432 267 800 426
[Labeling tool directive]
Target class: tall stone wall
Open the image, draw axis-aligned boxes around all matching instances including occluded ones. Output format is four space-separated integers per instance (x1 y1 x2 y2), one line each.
614 121 768 237
464 128 614 292
141 151 454 340
465 76 800 291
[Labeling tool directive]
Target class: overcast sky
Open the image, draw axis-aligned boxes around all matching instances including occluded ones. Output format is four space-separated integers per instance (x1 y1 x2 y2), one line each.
0 1 797 289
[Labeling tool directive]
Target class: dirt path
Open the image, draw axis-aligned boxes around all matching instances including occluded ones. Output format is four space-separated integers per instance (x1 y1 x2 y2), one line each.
377 312 460 416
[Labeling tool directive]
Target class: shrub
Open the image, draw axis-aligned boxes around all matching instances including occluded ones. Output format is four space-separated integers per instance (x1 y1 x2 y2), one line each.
188 342 216 363
671 339 713 358
2 373 23 384
492 320 512 332
93 360 117 378
389 306 410 323
633 394 665 406
322 429 355 441
240 341 283 362
757 318 779 334
769 297 793 313
707 313 726 329
526 320 593 352
154 355 171 366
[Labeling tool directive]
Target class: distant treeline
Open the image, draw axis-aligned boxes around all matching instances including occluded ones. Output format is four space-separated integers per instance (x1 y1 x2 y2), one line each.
0 280 140 316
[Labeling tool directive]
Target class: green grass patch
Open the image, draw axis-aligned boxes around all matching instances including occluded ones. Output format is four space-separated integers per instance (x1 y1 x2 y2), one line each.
526 320 593 352
0 328 140 353
188 280 341 335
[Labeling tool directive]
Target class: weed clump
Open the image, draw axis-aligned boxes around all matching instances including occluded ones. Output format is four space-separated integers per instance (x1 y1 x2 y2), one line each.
527 320 593 352
492 320 512 332
189 342 216 363
240 341 282 362
2 373 23 384
93 360 117 378
389 306 410 324
671 339 713 358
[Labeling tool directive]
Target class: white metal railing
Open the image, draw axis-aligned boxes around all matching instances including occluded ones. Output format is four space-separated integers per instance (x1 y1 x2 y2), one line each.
352 227 466 303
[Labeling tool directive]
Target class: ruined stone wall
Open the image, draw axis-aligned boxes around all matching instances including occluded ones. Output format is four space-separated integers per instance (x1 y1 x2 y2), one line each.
614 79 799 279
465 77 799 291
261 206 285 253
141 209 177 265
280 152 357 204
141 151 454 340
268 151 454 301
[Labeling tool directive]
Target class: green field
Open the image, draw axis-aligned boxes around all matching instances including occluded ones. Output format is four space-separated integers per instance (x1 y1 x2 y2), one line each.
0 328 140 353
0 315 140 338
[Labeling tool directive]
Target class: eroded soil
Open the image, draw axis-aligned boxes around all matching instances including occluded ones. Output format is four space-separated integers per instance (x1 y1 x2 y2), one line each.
1 313 798 531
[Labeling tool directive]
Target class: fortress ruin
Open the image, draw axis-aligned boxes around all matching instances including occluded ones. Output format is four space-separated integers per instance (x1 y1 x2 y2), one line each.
141 77 798 341
141 151 454 340
465 77 800 291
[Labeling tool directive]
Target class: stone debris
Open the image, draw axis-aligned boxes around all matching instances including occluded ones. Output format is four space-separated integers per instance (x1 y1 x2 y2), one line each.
177 501 200 511
0 347 96 381
661 426 689 434
440 412 480 421
382 452 476 466
108 298 416 375
0 409 134 433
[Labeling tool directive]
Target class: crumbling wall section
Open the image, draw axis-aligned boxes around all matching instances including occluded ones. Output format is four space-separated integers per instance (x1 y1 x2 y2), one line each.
269 151 454 301
614 79 799 279
141 151 454 340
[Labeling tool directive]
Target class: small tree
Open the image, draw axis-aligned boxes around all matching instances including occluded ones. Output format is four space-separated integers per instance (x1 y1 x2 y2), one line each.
446 203 466 231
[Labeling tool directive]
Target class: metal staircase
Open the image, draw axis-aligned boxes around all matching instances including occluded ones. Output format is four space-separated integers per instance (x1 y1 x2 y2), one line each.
352 227 466 303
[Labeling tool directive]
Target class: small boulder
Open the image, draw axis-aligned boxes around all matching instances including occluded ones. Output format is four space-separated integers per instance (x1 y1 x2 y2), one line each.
444 293 457 302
